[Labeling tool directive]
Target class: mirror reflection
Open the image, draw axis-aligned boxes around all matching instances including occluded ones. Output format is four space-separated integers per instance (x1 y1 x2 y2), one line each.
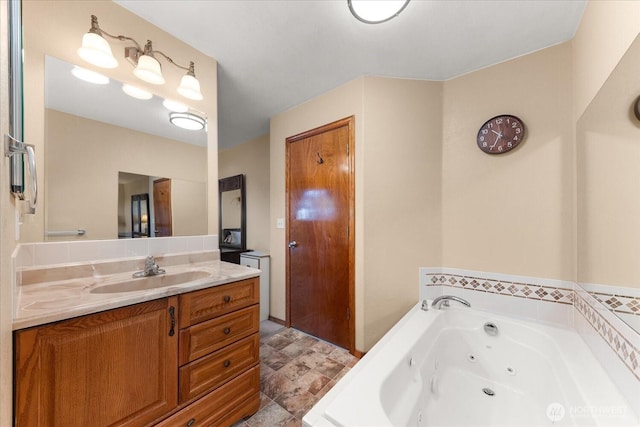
44 55 208 240
219 174 247 263
577 33 640 334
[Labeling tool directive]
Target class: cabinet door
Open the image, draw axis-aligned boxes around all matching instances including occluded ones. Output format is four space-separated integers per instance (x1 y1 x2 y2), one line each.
15 297 179 427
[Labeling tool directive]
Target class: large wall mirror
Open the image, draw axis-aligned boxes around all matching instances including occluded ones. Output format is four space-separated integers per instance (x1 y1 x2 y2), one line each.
577 33 640 335
44 55 208 240
21 1 216 243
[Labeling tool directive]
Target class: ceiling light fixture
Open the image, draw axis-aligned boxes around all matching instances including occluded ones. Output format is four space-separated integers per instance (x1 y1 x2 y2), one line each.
78 15 204 100
71 66 110 85
348 0 410 24
122 83 153 100
169 111 206 131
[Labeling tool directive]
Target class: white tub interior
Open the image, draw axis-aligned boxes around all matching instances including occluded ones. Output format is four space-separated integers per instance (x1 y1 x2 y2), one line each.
303 303 639 427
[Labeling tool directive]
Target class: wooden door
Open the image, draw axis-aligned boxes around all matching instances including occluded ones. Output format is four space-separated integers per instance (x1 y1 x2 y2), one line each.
286 116 355 351
154 178 172 237
14 297 179 427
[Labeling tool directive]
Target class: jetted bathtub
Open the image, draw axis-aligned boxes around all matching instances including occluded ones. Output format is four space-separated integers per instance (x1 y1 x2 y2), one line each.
303 301 639 427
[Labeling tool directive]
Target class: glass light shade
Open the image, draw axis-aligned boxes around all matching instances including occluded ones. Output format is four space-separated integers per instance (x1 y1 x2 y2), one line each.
133 54 165 85
162 99 189 113
348 0 410 24
177 74 203 101
169 112 206 130
122 84 153 100
77 32 118 68
71 66 109 85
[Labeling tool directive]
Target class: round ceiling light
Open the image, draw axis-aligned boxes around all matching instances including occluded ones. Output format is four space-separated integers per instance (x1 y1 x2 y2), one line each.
169 112 206 131
348 0 410 24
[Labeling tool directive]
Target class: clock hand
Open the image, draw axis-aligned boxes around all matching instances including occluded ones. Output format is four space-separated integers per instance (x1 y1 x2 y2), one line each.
490 133 501 148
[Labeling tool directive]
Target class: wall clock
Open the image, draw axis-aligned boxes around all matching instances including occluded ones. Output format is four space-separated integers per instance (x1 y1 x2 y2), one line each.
476 115 525 154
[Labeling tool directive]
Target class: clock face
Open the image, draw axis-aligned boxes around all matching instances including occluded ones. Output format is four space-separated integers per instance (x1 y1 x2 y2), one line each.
477 115 525 154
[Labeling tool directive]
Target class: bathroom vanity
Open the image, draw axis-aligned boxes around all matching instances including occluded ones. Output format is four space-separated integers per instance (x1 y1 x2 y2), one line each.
13 253 260 426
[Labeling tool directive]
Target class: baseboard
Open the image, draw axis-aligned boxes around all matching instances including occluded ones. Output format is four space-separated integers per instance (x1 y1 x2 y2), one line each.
268 315 285 326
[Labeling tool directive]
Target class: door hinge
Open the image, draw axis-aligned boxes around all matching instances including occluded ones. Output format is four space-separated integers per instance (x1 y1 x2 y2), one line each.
346 307 350 320
346 143 349 155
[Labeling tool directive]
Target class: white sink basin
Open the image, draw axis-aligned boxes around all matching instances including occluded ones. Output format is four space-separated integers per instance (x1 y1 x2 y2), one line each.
90 270 211 294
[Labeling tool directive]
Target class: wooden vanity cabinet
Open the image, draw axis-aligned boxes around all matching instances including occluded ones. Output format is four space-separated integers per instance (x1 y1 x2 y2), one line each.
14 277 261 427
168 277 261 425
14 297 179 427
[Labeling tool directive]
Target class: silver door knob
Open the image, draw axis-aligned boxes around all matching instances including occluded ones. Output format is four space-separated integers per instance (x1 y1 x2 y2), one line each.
288 240 298 248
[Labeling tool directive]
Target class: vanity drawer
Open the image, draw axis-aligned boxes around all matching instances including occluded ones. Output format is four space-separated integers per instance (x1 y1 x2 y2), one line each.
179 277 259 328
179 333 259 403
179 305 259 365
156 366 260 427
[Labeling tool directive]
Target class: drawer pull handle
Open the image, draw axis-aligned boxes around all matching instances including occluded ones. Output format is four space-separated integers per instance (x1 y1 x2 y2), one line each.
168 306 176 337
186 419 196 427
224 360 231 368
224 327 231 335
223 295 231 303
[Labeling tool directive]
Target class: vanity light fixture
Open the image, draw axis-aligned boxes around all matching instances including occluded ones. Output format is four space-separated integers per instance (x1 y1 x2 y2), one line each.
71 66 109 85
348 0 410 24
78 15 204 101
169 111 206 131
122 83 153 100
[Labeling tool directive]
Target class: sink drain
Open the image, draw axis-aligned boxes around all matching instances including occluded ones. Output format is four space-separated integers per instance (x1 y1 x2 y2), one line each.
482 387 495 396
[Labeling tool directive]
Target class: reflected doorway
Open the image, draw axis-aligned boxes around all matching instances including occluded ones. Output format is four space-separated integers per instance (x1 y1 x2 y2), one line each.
153 178 173 237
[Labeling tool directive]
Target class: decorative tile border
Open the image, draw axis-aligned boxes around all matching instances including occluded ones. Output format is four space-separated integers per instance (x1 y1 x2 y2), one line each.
574 289 640 381
425 272 574 305
589 292 640 317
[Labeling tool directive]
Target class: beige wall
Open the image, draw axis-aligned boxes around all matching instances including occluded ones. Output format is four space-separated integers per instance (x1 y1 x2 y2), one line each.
361 77 442 349
22 0 218 243
270 77 442 351
442 42 575 280
219 134 270 252
572 1 640 120
172 179 208 237
46 109 207 240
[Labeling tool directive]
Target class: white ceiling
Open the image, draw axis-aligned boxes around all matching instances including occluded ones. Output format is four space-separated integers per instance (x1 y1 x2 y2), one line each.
115 0 587 149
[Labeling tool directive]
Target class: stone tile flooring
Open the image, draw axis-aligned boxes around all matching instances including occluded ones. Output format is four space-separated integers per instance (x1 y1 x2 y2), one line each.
234 321 359 427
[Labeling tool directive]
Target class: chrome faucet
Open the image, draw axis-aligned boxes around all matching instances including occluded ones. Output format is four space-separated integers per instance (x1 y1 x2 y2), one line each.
431 295 471 309
133 256 166 278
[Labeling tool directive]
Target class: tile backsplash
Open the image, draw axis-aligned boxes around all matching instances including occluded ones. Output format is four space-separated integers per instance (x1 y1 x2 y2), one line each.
13 235 219 269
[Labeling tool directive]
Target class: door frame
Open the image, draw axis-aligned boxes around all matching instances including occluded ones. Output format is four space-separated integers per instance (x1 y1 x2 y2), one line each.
285 116 356 354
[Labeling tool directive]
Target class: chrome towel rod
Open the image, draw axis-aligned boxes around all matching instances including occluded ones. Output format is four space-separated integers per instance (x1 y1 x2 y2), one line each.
45 229 86 237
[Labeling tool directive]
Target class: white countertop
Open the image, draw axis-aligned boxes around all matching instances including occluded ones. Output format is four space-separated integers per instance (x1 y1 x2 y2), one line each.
14 260 260 330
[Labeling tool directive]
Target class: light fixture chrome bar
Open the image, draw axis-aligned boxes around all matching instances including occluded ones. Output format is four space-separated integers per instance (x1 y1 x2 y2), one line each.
88 15 142 51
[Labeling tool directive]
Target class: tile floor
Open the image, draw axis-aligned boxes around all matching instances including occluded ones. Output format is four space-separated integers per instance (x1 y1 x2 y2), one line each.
233 321 359 427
